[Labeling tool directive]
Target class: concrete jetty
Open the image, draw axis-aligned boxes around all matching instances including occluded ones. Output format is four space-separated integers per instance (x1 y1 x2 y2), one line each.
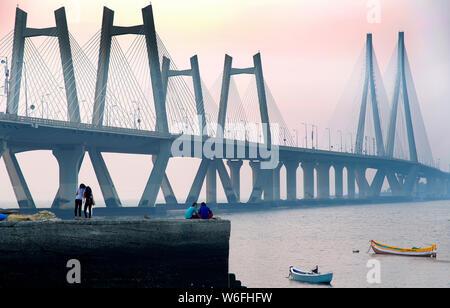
0 219 232 288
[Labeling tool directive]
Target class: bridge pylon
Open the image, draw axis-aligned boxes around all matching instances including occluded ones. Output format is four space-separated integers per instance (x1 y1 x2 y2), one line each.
355 33 385 157
7 7 80 123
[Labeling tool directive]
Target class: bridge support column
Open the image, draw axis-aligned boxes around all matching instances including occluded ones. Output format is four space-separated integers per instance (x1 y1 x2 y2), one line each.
302 161 315 199
263 169 274 202
273 163 281 201
227 160 243 202
248 160 270 203
52 146 85 209
370 169 386 197
89 150 121 208
206 160 217 204
285 160 299 201
0 141 5 159
426 177 436 198
3 147 36 209
347 165 356 199
186 159 210 205
334 164 344 198
152 155 177 204
446 179 450 198
355 166 370 199
317 163 330 199
139 143 171 207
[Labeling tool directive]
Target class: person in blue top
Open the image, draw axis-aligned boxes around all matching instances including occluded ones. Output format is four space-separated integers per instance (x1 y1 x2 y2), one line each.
184 202 199 219
0 213 8 221
75 183 86 220
198 202 213 219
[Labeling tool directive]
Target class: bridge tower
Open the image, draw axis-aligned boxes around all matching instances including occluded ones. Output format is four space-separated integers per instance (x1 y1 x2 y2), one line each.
7 7 80 122
86 5 172 207
4 7 82 209
386 32 418 162
355 34 385 157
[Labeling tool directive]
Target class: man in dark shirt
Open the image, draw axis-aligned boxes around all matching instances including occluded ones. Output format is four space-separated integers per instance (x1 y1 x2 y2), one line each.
198 202 213 219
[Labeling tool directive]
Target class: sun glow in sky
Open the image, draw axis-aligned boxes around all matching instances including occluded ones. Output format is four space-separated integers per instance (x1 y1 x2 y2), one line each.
0 0 449 205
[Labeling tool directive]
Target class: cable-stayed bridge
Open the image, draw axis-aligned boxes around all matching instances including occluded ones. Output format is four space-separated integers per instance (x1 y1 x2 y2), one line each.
0 5 448 209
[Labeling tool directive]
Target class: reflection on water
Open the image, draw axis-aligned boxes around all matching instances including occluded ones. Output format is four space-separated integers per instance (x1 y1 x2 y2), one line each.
222 200 450 288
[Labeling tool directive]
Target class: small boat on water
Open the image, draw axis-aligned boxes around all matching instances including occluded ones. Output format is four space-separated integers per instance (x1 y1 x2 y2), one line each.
289 266 333 284
370 240 437 258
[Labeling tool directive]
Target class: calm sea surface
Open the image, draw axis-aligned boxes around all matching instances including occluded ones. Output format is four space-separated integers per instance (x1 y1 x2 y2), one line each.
221 200 450 288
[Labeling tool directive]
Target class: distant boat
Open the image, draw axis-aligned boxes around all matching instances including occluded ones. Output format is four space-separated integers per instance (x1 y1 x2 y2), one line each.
370 240 437 258
289 266 333 284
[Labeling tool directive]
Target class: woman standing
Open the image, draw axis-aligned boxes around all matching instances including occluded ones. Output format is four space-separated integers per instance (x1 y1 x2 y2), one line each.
83 186 95 220
75 184 86 220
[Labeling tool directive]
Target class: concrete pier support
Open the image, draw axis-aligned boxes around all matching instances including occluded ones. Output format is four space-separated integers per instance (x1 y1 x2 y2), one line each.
347 165 356 199
316 163 330 199
426 177 436 198
273 163 281 201
206 160 217 204
263 169 274 202
3 148 35 209
446 179 450 198
139 142 171 207
249 161 260 187
227 160 243 202
52 146 85 209
89 150 121 208
0 141 5 158
152 155 177 205
248 160 265 203
301 161 315 199
285 160 299 201
334 164 344 198
355 166 370 198
186 159 210 205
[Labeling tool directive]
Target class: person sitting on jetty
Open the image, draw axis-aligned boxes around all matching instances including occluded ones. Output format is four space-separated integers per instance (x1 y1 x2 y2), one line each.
199 202 213 219
75 183 86 220
184 202 200 219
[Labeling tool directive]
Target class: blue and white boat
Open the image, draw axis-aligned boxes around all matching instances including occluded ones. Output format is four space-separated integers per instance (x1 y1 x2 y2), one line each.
289 266 333 284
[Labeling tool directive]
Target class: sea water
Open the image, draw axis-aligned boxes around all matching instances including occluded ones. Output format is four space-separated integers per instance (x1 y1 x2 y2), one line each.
223 200 450 288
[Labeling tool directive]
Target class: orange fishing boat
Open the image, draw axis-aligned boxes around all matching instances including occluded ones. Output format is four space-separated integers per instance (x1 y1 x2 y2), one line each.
370 240 437 258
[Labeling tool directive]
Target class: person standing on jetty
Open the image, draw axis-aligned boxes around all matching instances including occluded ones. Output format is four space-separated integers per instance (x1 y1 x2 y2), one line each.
75 183 86 220
184 202 200 219
199 202 213 219
83 186 95 220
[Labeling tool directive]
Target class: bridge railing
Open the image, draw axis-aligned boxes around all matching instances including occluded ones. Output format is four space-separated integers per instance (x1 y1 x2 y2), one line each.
0 112 172 139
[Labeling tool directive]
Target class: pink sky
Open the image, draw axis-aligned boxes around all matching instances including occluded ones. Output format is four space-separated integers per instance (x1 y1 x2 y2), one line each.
0 0 449 205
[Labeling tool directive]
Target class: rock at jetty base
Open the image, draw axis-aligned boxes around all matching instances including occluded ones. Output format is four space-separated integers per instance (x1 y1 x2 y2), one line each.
0 219 231 288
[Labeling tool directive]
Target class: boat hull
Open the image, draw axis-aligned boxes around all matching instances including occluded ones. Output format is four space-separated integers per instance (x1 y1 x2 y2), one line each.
289 267 333 284
370 241 437 257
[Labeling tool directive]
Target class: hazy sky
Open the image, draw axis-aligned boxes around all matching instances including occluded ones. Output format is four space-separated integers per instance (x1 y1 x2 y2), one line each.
0 0 449 206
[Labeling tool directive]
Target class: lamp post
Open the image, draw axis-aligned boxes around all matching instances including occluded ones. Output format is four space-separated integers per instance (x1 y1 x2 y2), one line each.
132 101 141 130
0 56 8 96
338 130 343 152
349 133 353 153
293 128 299 147
364 136 368 155
326 127 331 151
301 122 308 149
41 93 50 118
